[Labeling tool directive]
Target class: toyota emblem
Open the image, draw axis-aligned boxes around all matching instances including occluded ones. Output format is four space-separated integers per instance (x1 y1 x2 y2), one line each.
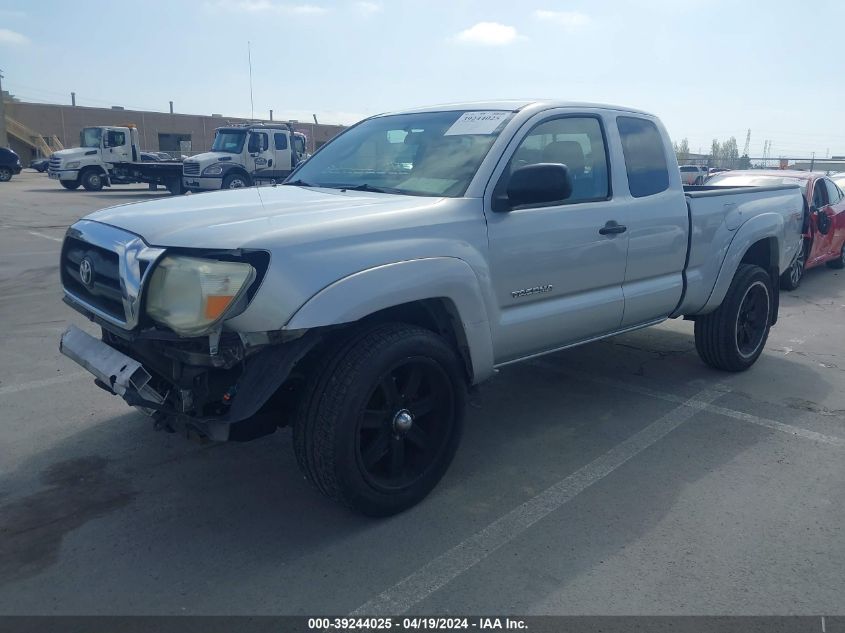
79 257 94 287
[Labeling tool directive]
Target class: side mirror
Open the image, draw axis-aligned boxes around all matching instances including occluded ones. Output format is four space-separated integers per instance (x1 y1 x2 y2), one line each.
103 133 112 149
247 135 260 154
506 163 573 208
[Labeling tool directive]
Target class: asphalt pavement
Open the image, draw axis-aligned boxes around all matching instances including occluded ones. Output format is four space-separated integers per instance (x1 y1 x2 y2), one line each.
1 170 843 615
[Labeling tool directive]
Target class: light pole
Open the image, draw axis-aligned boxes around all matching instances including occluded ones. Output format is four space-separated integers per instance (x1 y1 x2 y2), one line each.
0 69 8 147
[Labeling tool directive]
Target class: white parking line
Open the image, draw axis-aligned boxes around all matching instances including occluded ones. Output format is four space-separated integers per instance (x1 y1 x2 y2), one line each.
0 372 87 396
532 360 845 449
351 384 728 615
0 290 58 301
3 249 61 258
27 230 63 243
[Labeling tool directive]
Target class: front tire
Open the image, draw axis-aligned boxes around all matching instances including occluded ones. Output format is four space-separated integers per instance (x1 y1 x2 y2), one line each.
695 264 773 372
293 323 466 516
222 173 251 189
60 179 80 190
81 169 104 191
0 167 11 182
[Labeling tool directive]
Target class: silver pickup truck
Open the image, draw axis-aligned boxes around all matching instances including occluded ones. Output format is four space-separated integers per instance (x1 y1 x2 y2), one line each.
59 101 803 515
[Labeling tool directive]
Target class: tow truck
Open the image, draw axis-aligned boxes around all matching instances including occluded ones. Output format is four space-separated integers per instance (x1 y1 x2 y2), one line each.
182 123 309 191
49 125 185 194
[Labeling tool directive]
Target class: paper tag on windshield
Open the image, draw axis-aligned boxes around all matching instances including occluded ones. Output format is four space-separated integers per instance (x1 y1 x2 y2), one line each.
444 111 509 136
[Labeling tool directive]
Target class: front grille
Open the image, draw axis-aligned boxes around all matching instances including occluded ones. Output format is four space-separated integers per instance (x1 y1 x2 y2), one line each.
183 161 200 175
62 237 125 322
49 156 61 170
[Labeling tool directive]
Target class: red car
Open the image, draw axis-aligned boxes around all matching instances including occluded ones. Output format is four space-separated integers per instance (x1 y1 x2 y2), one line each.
706 170 845 289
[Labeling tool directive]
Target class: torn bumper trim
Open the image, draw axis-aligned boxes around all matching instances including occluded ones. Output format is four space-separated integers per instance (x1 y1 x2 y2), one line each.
60 324 322 442
60 325 166 414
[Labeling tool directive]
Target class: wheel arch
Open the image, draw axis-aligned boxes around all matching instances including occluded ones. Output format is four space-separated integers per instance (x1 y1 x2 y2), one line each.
698 213 789 318
285 258 495 384
222 167 252 185
81 164 108 177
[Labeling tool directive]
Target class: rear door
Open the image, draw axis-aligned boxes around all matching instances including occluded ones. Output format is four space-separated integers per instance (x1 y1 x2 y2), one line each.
615 115 688 326
272 132 293 178
484 111 627 364
823 178 845 259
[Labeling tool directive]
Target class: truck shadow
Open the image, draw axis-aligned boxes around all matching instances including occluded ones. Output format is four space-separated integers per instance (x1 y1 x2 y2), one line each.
0 325 836 612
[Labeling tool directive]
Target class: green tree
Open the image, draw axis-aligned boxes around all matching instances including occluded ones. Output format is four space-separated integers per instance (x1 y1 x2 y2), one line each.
719 137 738 168
710 139 720 167
674 138 690 163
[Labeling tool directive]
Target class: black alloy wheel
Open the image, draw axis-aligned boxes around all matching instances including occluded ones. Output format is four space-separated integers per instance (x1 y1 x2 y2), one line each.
734 280 770 359
357 357 455 492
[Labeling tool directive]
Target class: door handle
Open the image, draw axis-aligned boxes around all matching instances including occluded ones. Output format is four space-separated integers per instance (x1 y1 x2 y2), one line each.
599 221 627 235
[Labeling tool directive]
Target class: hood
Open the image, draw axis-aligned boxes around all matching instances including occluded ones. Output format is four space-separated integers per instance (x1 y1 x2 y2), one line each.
184 151 237 167
86 186 445 249
52 148 97 160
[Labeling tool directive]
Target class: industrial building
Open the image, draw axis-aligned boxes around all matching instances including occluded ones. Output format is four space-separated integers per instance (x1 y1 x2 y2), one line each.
2 95 346 163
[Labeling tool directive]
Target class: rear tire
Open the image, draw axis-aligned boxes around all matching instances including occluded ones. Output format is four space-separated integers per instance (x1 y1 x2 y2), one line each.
293 323 466 516
81 169 104 191
165 178 184 195
60 179 80 190
0 167 11 182
826 242 845 269
695 264 773 372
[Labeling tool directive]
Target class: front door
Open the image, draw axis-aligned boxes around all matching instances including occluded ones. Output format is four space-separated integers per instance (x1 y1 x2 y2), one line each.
485 113 627 364
246 131 273 178
809 178 835 265
103 128 132 164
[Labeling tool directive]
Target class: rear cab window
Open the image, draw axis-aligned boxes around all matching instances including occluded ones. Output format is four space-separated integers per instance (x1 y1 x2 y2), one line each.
617 116 670 198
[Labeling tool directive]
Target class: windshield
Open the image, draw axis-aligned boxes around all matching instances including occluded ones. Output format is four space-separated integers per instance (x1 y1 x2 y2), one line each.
211 130 247 153
706 174 808 192
286 110 514 197
80 127 102 148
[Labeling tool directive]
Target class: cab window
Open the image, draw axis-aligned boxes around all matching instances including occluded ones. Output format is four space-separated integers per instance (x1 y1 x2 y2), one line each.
617 116 670 198
501 116 610 205
274 133 288 150
105 130 126 148
812 180 829 209
824 178 841 204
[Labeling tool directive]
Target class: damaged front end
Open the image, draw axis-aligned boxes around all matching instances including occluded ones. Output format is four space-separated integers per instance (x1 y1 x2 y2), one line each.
58 219 317 442
60 324 319 441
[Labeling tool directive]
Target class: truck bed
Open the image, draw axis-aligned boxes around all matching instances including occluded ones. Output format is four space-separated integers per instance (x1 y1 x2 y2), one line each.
677 184 805 316
110 161 185 194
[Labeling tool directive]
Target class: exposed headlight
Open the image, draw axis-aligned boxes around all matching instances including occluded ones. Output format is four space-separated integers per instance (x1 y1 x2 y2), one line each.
66 161 81 169
146 256 256 336
202 164 225 176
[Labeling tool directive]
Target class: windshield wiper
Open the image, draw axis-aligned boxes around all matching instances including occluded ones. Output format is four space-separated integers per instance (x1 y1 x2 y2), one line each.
284 179 315 187
338 183 390 193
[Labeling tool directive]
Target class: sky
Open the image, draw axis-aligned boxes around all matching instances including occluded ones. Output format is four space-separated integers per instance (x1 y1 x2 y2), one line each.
1 0 844 158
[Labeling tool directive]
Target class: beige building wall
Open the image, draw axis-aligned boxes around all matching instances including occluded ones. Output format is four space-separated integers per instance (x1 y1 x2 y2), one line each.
5 101 346 161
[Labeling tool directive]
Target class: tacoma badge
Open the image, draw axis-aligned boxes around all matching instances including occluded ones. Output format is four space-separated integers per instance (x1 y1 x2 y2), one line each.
511 284 553 299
